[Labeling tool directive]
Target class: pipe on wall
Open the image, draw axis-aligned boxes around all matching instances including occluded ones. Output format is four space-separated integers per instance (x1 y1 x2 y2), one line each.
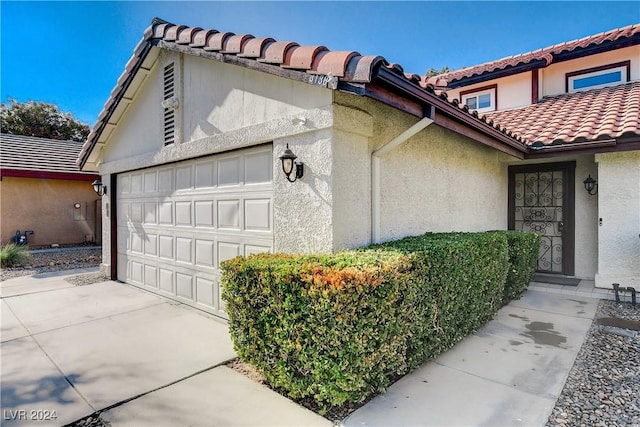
371 116 434 243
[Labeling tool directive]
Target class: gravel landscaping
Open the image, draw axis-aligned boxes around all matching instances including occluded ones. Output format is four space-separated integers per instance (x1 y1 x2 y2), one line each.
0 247 102 281
546 299 640 427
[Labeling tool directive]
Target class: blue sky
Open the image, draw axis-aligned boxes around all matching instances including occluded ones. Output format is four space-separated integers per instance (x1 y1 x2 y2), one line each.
1 1 638 126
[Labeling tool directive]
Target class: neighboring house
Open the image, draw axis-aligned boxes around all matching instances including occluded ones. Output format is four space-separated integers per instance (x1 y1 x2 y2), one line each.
1 133 101 247
78 18 639 318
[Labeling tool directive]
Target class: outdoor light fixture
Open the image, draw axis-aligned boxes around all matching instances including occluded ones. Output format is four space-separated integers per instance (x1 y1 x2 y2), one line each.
278 144 304 183
74 203 81 209
583 175 598 195
92 179 107 196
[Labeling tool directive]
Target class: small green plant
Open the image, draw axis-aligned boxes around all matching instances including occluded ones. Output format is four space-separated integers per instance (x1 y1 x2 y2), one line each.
0 243 31 268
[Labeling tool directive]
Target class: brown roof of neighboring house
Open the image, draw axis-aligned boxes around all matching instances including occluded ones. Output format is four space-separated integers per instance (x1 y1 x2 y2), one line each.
428 24 640 87
485 82 640 146
1 133 96 176
78 18 530 168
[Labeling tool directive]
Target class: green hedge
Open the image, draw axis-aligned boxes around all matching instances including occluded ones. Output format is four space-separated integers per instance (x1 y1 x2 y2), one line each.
222 251 415 407
372 232 509 368
489 231 541 302
222 232 510 410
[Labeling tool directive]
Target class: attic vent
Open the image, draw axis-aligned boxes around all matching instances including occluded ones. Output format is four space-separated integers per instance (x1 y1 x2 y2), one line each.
163 62 176 145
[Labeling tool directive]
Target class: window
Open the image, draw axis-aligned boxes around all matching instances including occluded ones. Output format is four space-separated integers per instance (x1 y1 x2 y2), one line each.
460 85 497 113
566 61 629 93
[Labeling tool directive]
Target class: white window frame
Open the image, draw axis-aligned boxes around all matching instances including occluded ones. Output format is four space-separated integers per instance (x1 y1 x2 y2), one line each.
568 65 627 93
460 87 496 113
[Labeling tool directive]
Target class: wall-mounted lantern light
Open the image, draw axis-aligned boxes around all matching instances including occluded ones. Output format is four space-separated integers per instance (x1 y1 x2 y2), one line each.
583 175 597 195
278 144 304 183
74 203 81 209
92 179 107 196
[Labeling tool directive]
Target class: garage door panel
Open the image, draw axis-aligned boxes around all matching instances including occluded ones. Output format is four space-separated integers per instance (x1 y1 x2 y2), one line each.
130 260 144 284
130 173 143 194
144 265 158 288
158 169 173 192
217 200 240 229
245 199 271 231
158 235 174 260
144 234 158 256
176 273 193 299
175 202 193 226
144 171 157 192
175 165 193 190
217 242 240 268
218 156 242 186
158 202 173 225
176 238 193 264
195 161 216 188
245 151 272 184
196 277 215 306
117 145 273 318
195 201 215 227
159 269 174 294
195 239 215 267
118 175 130 195
144 202 157 224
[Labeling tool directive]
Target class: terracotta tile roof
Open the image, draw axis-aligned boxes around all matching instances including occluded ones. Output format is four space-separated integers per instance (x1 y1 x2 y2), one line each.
79 18 530 168
485 82 640 146
1 133 95 174
428 24 640 87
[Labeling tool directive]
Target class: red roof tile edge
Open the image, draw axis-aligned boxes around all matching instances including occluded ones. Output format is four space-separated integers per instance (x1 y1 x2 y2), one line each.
429 23 640 86
78 18 537 168
485 81 640 146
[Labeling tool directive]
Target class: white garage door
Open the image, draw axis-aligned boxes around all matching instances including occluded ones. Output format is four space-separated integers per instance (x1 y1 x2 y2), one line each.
116 145 273 318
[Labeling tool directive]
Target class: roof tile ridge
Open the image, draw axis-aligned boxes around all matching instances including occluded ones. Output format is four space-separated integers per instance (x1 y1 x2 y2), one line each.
432 22 640 80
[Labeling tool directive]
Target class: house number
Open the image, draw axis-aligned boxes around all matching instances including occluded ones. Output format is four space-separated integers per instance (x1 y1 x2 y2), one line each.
309 73 338 89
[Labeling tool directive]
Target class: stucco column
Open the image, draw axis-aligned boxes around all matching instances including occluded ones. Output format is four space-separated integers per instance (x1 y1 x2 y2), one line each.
594 151 640 289
273 129 335 254
100 173 112 276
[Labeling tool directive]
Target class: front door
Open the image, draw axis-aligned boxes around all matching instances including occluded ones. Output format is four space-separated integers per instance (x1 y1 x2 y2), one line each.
508 162 575 275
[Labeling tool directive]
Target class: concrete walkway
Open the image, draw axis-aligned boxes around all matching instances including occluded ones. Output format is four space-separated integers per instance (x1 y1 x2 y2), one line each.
1 270 601 426
0 272 330 426
343 289 598 426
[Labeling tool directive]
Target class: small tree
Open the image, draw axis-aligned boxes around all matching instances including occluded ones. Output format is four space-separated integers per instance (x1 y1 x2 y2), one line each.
0 99 90 142
425 66 451 78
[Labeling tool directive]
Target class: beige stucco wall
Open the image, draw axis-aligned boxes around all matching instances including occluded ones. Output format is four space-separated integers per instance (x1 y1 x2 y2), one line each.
499 154 599 279
595 151 640 289
0 177 101 247
100 50 333 174
334 92 511 246
542 45 640 97
444 45 639 111
445 72 532 112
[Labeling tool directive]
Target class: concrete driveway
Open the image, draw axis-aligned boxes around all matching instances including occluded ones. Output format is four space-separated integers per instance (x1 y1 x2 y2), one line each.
0 270 331 426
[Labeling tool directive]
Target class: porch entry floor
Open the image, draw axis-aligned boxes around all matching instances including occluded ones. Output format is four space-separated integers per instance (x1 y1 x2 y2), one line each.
527 278 616 301
533 273 581 287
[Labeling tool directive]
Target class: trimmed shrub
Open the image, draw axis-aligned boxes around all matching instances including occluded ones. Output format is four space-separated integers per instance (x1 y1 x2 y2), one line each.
372 232 509 367
222 251 415 408
0 243 30 268
221 232 510 410
489 231 541 302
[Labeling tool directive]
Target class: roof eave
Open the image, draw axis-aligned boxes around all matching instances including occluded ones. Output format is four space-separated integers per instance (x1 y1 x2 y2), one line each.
446 35 640 89
78 38 155 170
446 59 547 89
373 67 528 158
525 136 640 159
